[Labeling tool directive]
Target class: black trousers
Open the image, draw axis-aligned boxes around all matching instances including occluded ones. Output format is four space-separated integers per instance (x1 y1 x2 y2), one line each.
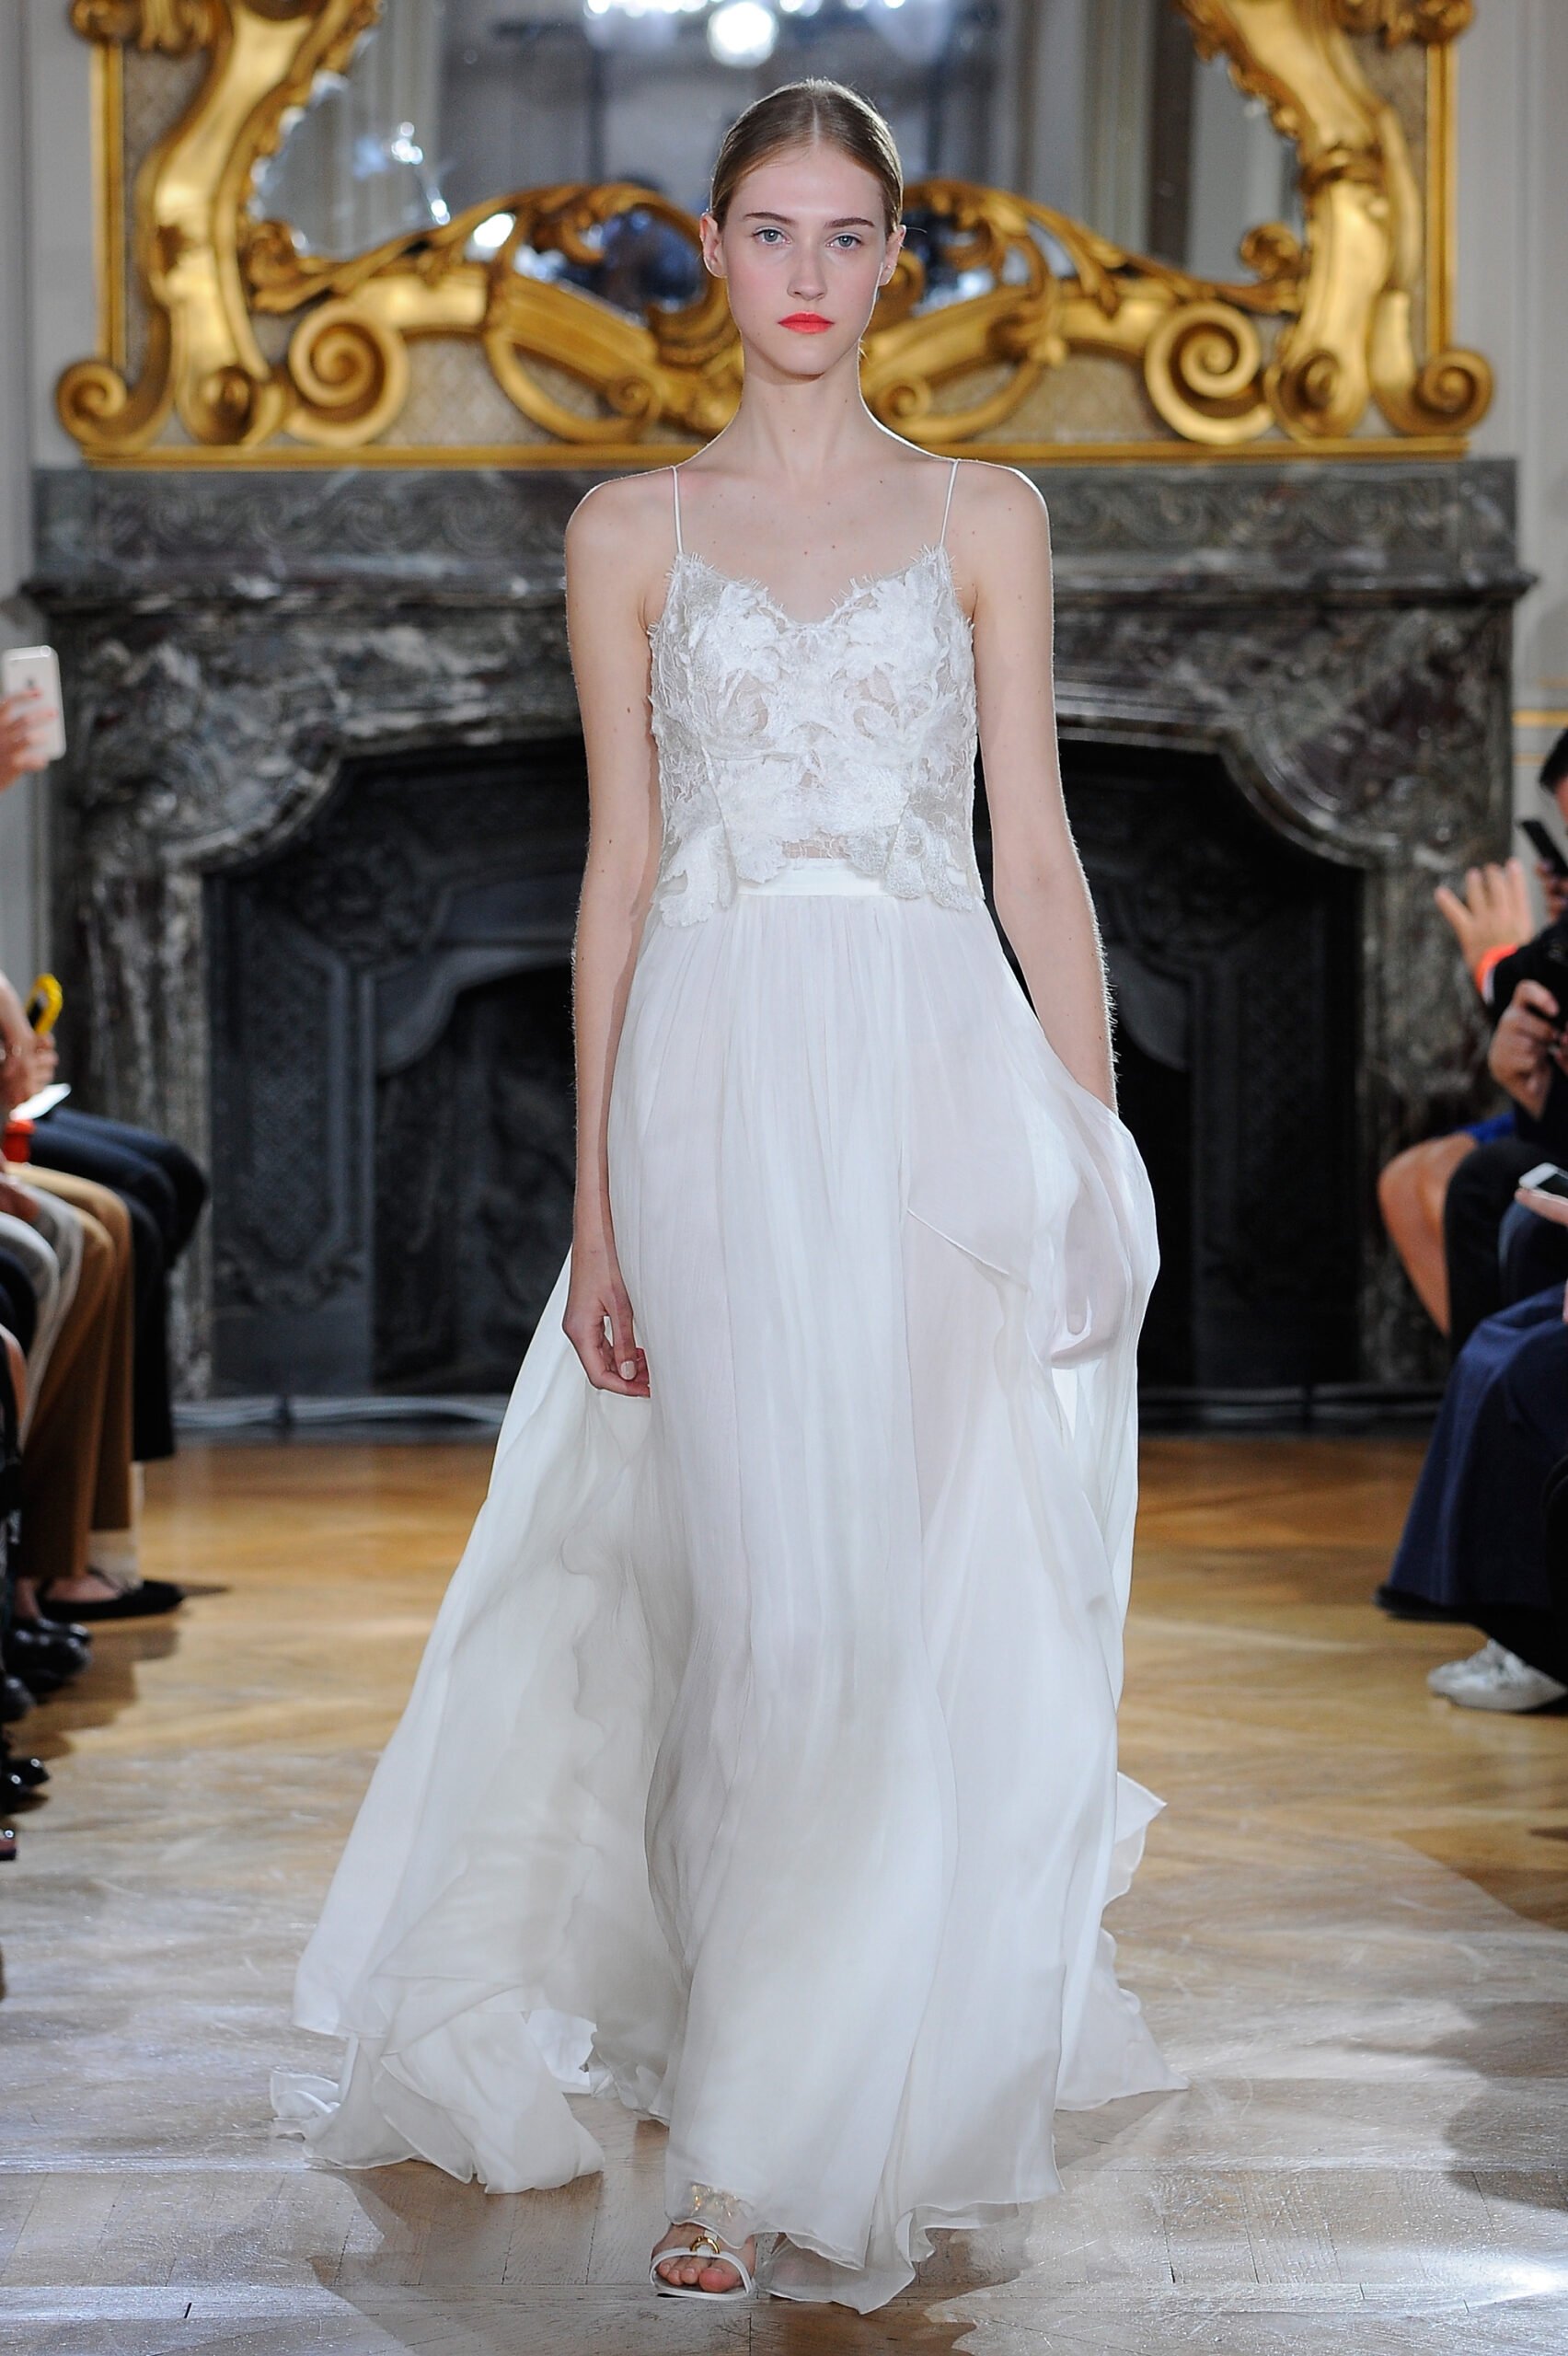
1443 1137 1568 1356
28 1109 208 1463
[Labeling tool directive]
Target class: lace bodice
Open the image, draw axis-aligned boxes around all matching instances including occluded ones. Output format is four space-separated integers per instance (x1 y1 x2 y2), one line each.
645 461 985 926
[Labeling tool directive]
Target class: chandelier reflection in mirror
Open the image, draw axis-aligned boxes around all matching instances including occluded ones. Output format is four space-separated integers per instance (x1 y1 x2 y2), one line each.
61 0 1491 466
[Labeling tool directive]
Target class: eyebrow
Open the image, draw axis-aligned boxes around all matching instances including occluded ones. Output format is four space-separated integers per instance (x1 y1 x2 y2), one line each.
740 210 878 229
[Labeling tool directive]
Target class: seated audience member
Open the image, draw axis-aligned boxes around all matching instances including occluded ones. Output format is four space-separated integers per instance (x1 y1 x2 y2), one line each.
6 1158 182 1623
1379 859 1527 1333
1381 731 1568 1340
1443 976 1568 1351
1382 1179 1568 1714
1440 730 1568 1348
0 972 207 1465
0 1319 52 1826
0 1182 65 1396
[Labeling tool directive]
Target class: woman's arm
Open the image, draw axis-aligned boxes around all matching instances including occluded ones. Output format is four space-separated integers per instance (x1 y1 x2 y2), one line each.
560 481 663 1396
963 467 1116 1110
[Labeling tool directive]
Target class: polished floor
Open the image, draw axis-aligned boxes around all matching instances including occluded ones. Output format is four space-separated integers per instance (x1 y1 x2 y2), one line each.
2 1433 1566 2354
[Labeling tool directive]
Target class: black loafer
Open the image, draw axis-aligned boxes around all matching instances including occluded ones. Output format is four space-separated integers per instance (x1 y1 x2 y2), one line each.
24 1610 91 1646
7 1625 90 1684
0 1742 48 1789
38 1576 186 1623
1 1676 35 1723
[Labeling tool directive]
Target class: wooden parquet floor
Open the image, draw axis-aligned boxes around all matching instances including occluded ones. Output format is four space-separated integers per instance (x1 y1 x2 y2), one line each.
2 1433 1566 2354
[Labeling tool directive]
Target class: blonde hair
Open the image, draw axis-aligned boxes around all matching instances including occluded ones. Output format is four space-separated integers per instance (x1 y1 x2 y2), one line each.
709 80 903 237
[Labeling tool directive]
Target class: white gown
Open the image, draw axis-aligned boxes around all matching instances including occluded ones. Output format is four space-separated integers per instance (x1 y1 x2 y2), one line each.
271 458 1182 2311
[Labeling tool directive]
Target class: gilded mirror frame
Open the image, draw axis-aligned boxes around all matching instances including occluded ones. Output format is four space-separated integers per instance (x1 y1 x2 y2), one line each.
61 0 1491 467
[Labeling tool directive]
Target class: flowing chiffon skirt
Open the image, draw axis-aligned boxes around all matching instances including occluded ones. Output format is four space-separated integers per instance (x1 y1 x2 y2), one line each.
271 871 1182 2311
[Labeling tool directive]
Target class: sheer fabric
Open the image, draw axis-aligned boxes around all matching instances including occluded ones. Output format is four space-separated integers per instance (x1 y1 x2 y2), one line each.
648 460 985 922
271 459 1181 2312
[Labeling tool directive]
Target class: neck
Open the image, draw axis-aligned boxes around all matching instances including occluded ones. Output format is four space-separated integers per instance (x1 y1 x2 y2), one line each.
710 342 893 490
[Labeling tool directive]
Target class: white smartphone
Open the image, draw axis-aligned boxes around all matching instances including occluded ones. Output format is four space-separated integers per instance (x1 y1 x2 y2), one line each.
1 644 66 763
1518 1161 1568 1200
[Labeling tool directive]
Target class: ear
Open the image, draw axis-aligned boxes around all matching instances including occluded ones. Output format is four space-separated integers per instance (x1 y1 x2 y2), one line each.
698 210 726 279
879 222 906 285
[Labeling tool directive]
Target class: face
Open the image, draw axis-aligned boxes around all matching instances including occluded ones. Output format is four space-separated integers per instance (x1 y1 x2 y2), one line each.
699 141 904 375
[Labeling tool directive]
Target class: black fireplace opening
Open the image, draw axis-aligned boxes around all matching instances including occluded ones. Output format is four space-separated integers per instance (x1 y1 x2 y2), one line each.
209 737 588 1396
375 964 578 1391
210 730 1360 1403
1055 738 1362 1394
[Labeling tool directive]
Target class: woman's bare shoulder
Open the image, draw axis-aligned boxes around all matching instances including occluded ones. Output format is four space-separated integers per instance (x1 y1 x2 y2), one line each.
948 457 1049 540
565 468 676 572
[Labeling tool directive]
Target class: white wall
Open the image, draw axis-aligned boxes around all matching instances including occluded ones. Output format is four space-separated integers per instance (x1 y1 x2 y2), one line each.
1458 0 1568 827
0 1 91 978
0 0 42 982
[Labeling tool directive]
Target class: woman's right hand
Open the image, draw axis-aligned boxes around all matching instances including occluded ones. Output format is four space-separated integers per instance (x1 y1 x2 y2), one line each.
1433 858 1533 968
563 1232 650 1397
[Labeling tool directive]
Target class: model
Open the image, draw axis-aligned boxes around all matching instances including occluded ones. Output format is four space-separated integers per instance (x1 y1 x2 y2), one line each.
272 77 1181 2314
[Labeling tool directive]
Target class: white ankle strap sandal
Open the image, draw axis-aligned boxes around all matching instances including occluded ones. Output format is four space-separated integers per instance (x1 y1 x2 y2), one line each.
649 2223 758 2300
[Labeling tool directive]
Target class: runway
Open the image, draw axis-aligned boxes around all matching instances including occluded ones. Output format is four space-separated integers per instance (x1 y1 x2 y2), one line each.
2 1433 1565 2354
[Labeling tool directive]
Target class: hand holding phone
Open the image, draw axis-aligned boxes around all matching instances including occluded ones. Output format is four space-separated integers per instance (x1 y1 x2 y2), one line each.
1516 1162 1568 1234
0 646 65 778
1519 818 1568 881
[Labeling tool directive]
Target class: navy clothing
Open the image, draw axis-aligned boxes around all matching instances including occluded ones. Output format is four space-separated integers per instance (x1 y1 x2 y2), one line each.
28 1107 207 1463
30 1108 205 1261
1444 1139 1568 1354
1386 1287 1568 1616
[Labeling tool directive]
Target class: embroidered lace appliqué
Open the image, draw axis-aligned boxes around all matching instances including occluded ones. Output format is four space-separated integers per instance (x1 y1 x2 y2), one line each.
646 543 985 926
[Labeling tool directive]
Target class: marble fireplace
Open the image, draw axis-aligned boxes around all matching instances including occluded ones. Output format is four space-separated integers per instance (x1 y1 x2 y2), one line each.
29 458 1525 1400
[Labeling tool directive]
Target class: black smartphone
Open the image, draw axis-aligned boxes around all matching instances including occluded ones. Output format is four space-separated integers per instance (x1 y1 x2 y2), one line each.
1520 818 1568 879
1519 1161 1568 1200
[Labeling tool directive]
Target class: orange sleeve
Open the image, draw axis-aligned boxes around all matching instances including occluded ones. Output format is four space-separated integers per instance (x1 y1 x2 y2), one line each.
1471 942 1517 1000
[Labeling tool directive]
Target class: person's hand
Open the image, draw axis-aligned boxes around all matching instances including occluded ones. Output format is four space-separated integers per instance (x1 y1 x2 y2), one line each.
1516 1183 1568 1231
1433 858 1533 968
0 1177 38 1224
1488 978 1566 1119
0 691 53 792
0 1026 56 1114
563 1231 650 1396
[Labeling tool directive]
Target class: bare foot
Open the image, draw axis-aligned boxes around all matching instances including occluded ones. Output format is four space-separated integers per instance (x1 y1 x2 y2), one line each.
651 2221 755 2293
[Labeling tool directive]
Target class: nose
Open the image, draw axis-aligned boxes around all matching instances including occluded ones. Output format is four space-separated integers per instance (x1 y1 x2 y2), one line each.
789 246 826 302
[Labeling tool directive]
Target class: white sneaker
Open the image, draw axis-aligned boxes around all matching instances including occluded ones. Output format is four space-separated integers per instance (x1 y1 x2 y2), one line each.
1438 1644 1567 1714
1427 1640 1511 1698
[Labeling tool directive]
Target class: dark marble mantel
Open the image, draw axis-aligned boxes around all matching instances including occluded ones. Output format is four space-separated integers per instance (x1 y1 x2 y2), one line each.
29 458 1528 1392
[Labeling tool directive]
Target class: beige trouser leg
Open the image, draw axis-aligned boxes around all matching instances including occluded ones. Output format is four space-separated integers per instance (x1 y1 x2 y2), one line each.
16 1169 134 1588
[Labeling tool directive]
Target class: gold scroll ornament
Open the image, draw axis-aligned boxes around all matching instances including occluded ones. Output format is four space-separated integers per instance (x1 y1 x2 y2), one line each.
59 0 1492 463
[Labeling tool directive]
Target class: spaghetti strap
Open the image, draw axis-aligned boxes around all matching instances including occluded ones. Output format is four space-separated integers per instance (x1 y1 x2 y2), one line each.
670 464 684 555
939 456 959 549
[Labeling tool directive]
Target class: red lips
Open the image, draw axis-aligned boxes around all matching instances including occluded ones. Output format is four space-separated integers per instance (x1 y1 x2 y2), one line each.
779 313 832 332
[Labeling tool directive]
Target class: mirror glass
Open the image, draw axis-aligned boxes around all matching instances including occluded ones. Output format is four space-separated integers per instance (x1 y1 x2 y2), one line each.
252 0 1303 312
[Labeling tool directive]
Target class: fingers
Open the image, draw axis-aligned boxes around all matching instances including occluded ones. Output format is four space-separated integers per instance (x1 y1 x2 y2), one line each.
1432 883 1473 946
1500 855 1535 933
562 1290 650 1396
1511 978 1562 1024
607 1295 648 1390
1516 1184 1568 1229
